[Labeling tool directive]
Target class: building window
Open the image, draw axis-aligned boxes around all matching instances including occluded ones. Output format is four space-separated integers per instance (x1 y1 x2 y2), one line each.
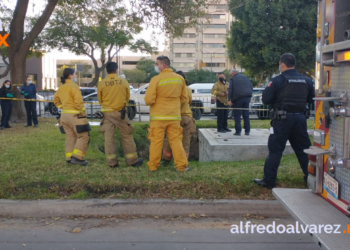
206 14 225 19
173 43 196 48
203 24 226 29
182 33 196 38
203 53 226 58
122 61 138 65
205 63 225 67
203 43 225 48
203 34 226 39
174 53 196 58
173 62 196 67
216 5 227 10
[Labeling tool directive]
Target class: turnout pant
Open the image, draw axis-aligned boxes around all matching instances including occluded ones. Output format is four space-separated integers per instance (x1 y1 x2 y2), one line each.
233 97 250 134
60 113 90 161
263 114 311 185
24 100 38 126
216 100 228 130
0 101 13 127
148 120 188 171
100 111 139 166
162 115 196 160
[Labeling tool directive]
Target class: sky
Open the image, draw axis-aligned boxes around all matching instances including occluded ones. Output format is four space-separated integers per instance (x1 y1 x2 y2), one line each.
2 0 165 60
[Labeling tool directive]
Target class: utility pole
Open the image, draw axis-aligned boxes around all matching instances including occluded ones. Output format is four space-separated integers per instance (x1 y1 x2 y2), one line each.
211 53 213 82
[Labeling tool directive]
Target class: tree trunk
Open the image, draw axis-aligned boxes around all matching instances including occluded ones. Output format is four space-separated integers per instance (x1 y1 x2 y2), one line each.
89 67 101 87
7 0 58 120
8 50 27 121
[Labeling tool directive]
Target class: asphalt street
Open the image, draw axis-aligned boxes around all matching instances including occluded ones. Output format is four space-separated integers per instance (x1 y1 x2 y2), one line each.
0 216 320 250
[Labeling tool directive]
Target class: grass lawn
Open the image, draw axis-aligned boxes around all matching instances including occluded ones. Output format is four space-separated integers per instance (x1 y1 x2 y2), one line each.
0 118 314 200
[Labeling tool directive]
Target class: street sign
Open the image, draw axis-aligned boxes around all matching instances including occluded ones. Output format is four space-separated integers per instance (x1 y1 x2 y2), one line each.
76 64 84 72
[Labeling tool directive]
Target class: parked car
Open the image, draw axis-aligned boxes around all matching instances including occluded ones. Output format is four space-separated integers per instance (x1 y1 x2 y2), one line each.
188 83 215 119
252 87 265 96
250 93 315 120
250 94 270 119
48 87 97 115
35 93 46 116
213 87 266 118
129 83 209 120
129 84 149 114
83 92 136 120
130 86 139 93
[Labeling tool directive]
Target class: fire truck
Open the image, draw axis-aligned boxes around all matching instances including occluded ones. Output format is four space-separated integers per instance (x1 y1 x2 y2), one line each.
273 0 350 249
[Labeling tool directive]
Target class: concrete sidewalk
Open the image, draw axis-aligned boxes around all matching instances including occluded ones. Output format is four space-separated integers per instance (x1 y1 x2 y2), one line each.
0 216 319 250
0 199 290 218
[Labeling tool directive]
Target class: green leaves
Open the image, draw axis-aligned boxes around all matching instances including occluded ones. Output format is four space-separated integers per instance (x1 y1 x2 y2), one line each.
123 69 147 85
185 69 217 84
227 0 317 81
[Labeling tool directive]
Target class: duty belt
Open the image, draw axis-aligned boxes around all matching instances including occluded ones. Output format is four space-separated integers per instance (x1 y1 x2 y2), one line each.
270 109 308 120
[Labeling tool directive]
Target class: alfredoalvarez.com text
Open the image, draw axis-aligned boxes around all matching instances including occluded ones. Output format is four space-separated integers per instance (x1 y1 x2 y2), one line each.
230 221 350 234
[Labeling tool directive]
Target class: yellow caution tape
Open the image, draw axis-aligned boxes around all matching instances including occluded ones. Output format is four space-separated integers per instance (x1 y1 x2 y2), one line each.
0 97 270 111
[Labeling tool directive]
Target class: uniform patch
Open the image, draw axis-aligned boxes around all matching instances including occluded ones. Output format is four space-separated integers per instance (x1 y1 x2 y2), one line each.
268 81 272 87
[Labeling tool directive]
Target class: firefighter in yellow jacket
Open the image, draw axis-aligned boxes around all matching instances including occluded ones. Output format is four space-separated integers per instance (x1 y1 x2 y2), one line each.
211 73 231 133
53 68 90 166
162 71 196 162
145 56 189 172
97 62 143 168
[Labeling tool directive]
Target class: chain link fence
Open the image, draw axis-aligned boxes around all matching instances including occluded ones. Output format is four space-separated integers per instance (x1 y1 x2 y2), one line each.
1 92 313 121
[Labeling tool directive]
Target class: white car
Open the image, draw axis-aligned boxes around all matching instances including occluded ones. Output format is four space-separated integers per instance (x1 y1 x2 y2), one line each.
35 94 46 116
130 86 139 93
130 84 149 113
129 83 212 120
188 83 215 115
82 92 136 120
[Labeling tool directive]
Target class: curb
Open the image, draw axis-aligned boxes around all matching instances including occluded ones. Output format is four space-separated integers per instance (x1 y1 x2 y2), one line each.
0 199 290 218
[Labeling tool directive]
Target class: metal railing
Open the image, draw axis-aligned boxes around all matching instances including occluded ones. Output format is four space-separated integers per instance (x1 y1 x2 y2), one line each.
4 94 314 122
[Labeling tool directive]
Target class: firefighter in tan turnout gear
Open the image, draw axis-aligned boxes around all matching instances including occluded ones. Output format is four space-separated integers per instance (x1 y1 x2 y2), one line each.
162 71 196 162
145 56 189 172
97 62 143 168
54 68 90 166
212 73 230 133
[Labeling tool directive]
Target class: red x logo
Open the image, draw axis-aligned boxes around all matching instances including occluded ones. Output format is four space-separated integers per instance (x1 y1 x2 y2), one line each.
0 34 9 47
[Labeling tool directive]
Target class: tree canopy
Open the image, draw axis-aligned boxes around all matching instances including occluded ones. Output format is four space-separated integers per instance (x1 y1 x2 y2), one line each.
123 69 147 86
1 0 214 118
227 0 317 81
44 0 157 86
185 69 217 84
135 58 158 83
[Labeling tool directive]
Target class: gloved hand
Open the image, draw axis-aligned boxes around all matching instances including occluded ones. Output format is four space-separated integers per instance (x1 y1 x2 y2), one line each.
80 110 87 117
20 91 25 95
24 93 28 97
6 93 14 98
94 111 104 119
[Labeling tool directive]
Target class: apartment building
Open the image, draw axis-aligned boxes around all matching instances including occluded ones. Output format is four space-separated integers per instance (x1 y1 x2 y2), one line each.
26 53 57 90
168 0 234 73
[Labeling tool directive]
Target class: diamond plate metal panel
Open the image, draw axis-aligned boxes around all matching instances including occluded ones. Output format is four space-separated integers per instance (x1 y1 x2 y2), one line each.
330 66 350 203
329 119 344 156
273 189 350 250
335 167 350 203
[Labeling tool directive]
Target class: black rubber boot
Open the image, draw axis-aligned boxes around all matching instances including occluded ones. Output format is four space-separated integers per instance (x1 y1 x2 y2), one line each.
131 158 143 167
71 156 88 166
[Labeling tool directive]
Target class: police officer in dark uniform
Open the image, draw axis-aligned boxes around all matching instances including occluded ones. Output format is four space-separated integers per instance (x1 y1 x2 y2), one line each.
254 53 314 188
